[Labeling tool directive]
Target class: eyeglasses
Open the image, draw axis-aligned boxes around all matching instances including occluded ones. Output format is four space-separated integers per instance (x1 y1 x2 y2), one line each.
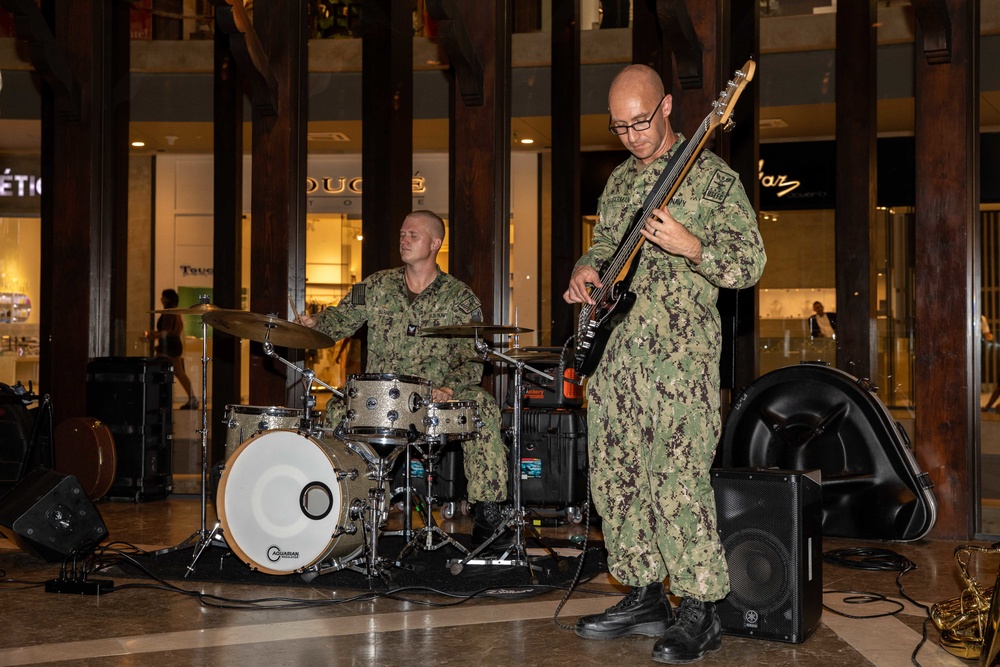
608 94 667 135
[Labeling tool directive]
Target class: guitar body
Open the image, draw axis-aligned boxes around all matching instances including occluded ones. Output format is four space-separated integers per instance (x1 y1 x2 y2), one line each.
575 287 636 377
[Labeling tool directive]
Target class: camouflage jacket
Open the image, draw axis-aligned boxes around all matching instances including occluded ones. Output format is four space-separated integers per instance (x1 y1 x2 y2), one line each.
576 136 767 362
314 266 485 390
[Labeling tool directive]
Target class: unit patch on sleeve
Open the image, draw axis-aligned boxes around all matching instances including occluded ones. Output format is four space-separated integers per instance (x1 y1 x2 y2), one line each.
457 294 481 317
703 169 736 204
350 283 366 306
407 324 418 336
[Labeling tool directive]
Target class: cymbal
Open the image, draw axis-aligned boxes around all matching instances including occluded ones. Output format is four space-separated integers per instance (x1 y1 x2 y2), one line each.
202 311 336 349
150 303 232 315
418 323 534 337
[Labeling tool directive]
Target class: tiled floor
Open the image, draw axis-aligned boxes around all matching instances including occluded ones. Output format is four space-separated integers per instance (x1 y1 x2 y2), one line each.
0 490 994 667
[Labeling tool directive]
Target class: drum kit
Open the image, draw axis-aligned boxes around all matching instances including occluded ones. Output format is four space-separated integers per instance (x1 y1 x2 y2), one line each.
152 297 560 583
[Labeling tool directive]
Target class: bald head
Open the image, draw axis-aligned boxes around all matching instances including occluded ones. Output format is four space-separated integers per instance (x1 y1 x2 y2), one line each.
609 65 665 109
407 210 446 241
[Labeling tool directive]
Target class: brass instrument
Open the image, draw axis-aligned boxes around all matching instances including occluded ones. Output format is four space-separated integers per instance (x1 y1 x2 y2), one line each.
930 544 1000 663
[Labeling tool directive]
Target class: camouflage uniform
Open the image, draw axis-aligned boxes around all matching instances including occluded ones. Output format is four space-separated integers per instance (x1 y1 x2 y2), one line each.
314 266 508 503
575 137 766 600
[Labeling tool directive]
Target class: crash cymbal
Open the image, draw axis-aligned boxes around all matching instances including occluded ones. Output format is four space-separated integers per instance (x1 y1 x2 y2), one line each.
418 323 534 337
202 311 336 349
150 303 233 315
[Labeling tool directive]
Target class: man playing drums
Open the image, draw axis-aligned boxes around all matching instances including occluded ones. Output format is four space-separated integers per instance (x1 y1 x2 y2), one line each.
298 210 510 548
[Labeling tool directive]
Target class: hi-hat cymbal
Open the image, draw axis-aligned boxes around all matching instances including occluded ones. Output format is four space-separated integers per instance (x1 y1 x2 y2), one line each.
150 303 233 316
502 349 562 363
202 311 336 349
418 323 534 337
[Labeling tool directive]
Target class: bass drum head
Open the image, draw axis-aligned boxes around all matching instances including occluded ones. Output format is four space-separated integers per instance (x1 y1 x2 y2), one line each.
217 429 369 575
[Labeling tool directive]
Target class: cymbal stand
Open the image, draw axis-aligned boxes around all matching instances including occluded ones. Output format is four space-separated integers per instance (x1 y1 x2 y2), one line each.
261 339 344 435
397 437 471 560
156 295 227 567
449 337 557 574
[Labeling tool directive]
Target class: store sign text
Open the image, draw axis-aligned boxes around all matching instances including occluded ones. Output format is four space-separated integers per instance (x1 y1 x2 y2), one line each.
758 160 800 197
180 265 214 277
0 169 42 197
305 174 427 196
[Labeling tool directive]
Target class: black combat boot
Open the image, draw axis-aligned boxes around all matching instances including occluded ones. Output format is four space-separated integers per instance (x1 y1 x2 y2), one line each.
575 582 673 640
651 597 722 664
471 501 512 549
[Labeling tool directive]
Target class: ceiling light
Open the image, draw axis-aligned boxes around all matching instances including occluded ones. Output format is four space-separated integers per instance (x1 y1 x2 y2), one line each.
131 141 145 147
520 138 534 144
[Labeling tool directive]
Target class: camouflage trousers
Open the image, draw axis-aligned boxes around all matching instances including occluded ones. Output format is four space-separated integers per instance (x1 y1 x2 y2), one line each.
324 385 508 503
587 354 730 601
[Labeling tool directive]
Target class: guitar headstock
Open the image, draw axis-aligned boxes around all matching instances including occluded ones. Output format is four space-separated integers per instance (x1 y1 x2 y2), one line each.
709 59 756 133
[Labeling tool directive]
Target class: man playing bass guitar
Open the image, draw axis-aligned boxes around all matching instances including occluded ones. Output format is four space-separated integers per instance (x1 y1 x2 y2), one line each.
563 64 766 664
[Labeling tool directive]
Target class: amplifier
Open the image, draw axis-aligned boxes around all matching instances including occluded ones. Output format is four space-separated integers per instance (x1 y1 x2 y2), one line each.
505 347 584 409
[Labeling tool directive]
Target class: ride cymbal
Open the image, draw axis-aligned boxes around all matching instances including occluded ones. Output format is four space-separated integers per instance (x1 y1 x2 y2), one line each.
150 303 234 316
202 311 336 349
418 323 534 337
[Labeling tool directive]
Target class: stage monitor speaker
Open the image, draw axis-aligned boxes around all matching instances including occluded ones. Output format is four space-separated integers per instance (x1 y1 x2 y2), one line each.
711 468 823 644
0 467 108 562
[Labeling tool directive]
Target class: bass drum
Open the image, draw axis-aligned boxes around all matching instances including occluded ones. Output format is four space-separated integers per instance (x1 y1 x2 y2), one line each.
217 429 376 575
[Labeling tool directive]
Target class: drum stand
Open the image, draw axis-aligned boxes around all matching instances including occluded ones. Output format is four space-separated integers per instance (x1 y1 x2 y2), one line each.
155 297 228 572
448 341 558 575
397 438 470 560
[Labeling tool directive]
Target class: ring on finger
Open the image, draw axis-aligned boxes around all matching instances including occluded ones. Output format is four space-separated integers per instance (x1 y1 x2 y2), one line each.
653 228 658 237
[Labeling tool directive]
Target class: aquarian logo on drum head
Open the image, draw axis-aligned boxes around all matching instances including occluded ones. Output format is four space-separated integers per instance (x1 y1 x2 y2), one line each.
267 545 301 563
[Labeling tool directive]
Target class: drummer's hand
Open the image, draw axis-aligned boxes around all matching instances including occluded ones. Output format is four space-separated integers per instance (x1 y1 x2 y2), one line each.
432 387 454 402
297 314 317 329
563 265 601 305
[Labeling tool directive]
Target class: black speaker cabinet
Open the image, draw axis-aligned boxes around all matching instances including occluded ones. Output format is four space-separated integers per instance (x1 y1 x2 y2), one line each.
0 467 108 562
711 468 823 644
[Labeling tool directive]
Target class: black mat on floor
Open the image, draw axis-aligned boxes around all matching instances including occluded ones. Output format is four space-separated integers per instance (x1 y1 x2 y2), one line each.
117 534 608 595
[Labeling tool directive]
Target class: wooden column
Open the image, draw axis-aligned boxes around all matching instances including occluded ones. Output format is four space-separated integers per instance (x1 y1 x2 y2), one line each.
834 0 878 380
913 0 979 538
361 0 413 278
19 0 128 422
432 0 511 326
247 0 308 407
211 27 244 464
716 1 760 396
549 0 581 346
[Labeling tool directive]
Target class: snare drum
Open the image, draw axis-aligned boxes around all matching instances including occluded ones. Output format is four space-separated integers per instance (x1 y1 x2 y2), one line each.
343 373 432 445
217 429 378 575
223 405 304 460
423 400 480 443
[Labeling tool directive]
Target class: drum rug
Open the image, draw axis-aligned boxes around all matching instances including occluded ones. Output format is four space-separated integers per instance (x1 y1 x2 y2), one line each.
115 535 609 596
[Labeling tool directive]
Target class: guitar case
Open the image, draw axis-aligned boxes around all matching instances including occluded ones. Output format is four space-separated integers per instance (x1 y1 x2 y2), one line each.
719 362 937 541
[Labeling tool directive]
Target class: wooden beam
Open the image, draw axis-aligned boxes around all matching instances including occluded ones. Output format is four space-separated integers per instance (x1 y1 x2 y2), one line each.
834 0 878 380
426 0 485 106
0 0 80 120
911 0 953 64
656 0 703 90
914 0 978 539
210 0 278 116
549 0 582 346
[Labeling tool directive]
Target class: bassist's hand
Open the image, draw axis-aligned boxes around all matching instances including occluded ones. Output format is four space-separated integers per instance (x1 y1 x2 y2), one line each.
564 266 602 305
641 207 703 264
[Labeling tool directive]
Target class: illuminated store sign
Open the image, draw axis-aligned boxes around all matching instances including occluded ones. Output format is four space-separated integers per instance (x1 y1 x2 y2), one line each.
0 155 42 216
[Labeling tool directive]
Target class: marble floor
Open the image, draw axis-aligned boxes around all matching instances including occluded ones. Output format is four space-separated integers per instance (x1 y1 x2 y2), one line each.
0 493 995 667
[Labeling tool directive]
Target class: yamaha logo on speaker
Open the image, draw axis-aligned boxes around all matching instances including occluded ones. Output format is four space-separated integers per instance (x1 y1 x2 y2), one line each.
744 610 759 627
267 545 300 563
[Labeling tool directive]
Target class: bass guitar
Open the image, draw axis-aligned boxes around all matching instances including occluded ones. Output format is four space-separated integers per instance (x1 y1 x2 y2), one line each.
573 59 756 377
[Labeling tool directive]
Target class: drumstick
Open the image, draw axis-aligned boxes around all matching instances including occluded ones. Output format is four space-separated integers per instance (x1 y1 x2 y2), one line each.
287 291 301 322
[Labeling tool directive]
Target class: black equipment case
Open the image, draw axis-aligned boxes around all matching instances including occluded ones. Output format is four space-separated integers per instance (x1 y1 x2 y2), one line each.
719 362 937 541
502 408 588 509
390 441 467 503
86 357 174 502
